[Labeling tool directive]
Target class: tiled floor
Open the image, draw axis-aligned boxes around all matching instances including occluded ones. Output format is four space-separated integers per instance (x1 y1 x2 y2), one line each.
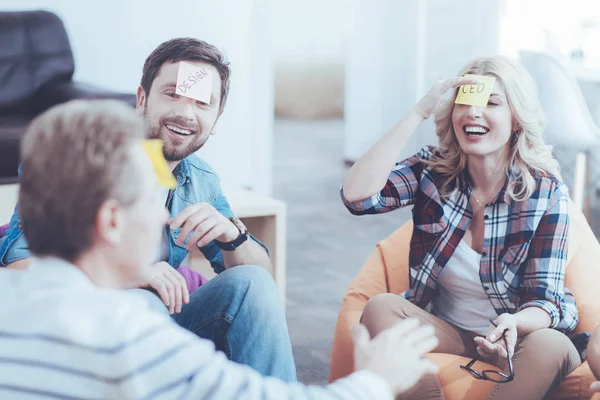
273 118 411 384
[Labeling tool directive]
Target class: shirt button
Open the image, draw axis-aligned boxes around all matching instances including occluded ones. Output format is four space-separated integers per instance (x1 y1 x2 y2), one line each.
484 215 489 220
481 251 487 257
18 223 22 230
484 286 490 290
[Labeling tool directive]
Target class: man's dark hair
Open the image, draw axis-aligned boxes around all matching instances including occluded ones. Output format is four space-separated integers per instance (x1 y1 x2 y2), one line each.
141 38 231 114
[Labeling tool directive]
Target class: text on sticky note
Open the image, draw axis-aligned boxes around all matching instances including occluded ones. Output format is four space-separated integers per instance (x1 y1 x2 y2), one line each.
454 74 496 108
175 61 213 104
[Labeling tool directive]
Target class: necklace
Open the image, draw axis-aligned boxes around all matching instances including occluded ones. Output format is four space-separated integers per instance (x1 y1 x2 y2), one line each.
471 192 486 210
471 179 506 211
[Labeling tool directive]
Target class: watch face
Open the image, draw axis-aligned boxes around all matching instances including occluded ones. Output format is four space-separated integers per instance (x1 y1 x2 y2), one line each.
231 217 248 234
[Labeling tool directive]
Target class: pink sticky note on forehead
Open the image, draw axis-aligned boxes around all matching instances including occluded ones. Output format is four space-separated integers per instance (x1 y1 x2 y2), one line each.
175 61 213 104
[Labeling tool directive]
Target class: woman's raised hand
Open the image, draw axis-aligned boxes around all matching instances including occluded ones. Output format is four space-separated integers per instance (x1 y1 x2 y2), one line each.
413 76 479 121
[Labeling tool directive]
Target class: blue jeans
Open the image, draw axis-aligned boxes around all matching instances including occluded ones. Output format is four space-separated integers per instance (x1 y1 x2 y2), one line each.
131 265 297 382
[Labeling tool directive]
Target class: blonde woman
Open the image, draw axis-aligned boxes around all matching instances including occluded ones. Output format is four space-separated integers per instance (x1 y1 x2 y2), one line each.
342 57 584 399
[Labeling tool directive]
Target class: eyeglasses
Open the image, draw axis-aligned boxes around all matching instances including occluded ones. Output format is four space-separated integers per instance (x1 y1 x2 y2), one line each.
460 323 514 383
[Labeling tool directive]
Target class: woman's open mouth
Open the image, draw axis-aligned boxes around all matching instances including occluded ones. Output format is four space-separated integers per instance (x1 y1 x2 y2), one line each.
463 125 490 136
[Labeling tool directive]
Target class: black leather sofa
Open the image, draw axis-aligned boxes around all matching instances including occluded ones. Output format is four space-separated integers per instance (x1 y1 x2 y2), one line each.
0 10 136 184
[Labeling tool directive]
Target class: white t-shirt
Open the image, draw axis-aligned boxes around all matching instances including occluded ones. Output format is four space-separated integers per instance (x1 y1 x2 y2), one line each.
433 239 498 335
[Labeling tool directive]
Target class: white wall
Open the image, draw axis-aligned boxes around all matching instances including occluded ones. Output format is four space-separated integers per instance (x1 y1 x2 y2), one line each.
1 0 273 194
500 0 600 59
270 0 348 64
344 0 504 162
269 0 350 119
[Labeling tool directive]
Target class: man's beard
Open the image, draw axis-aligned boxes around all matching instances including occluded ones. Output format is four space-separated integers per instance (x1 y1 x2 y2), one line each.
145 111 209 162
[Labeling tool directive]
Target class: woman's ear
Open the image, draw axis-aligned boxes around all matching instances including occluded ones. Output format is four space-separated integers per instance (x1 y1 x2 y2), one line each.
511 118 522 134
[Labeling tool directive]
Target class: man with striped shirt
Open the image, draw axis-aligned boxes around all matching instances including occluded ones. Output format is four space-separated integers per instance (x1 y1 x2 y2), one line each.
0 100 438 399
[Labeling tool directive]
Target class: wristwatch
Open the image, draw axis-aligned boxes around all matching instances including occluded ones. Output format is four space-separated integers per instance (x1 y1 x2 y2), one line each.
214 217 249 251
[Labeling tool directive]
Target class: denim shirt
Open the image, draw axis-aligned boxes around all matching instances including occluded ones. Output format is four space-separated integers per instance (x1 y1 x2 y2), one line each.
0 156 268 274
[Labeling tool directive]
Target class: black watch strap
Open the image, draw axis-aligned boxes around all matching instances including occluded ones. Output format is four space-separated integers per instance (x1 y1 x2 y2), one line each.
214 218 249 251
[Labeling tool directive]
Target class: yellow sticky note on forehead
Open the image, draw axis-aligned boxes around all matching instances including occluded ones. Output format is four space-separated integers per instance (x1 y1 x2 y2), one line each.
455 74 496 108
142 139 176 189
175 61 213 104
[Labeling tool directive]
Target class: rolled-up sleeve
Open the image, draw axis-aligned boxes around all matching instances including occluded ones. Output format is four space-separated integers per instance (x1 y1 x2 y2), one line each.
518 188 577 331
341 147 433 215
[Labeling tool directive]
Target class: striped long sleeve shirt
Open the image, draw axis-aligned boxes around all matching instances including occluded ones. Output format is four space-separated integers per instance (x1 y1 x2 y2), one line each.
0 258 393 400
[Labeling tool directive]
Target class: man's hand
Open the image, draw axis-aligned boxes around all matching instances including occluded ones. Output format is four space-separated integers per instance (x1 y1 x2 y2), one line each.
140 262 190 314
353 318 439 396
6 258 32 270
169 203 240 251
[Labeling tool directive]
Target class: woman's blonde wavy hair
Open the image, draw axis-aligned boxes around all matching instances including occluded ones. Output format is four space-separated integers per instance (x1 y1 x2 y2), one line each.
427 56 560 202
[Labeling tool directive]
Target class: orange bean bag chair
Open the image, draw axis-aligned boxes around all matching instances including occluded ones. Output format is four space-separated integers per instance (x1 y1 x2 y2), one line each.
329 203 600 399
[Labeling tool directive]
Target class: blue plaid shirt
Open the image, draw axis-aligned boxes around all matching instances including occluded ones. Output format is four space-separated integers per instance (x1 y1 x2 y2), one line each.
342 146 578 333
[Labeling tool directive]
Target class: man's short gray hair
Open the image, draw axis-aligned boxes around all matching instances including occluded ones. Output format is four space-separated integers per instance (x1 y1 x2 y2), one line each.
19 100 147 262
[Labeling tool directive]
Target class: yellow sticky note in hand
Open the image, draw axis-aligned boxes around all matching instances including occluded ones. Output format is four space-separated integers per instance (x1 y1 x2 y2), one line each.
454 74 496 108
175 61 213 104
142 139 177 189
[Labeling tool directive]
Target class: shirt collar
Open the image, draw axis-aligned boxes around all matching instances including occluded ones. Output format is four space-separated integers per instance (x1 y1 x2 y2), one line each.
28 257 95 289
172 157 191 187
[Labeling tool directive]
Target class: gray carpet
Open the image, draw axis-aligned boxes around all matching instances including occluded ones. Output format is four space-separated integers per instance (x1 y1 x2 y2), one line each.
273 119 411 384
